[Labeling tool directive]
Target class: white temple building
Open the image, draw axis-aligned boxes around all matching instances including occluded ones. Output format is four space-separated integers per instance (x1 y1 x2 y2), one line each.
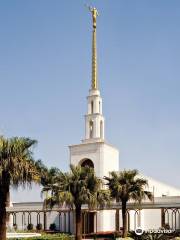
8 7 180 234
69 7 180 232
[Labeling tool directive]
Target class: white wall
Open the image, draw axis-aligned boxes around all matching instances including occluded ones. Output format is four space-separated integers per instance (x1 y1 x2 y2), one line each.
69 142 119 179
97 210 116 231
140 175 180 197
141 209 162 230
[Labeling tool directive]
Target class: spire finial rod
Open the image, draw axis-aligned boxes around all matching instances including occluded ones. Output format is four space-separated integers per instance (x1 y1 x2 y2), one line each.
88 6 99 90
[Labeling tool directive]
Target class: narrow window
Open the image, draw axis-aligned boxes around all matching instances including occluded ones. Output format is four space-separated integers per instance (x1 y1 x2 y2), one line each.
89 120 93 138
91 101 94 114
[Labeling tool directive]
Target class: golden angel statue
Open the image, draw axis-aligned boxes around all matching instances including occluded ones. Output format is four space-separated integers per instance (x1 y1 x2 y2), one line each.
88 6 99 28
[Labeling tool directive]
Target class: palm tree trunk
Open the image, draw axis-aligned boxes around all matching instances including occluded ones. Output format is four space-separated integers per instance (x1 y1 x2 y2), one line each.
115 209 120 232
0 183 9 240
75 205 82 240
6 190 10 223
122 201 127 238
115 197 119 231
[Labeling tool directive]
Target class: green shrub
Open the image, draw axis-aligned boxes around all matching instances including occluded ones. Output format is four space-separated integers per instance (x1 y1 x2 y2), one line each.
49 223 56 231
10 233 74 240
36 223 43 230
27 223 34 230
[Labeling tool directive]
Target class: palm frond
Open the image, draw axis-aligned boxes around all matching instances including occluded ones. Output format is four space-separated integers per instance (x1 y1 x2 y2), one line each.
0 136 41 187
43 164 110 210
104 169 153 204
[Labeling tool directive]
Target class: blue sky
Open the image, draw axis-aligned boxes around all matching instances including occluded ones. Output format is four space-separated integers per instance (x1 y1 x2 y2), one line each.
0 0 180 201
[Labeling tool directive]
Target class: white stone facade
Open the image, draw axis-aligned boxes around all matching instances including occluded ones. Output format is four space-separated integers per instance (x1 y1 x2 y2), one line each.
84 89 104 141
142 175 180 197
69 73 119 231
69 142 119 179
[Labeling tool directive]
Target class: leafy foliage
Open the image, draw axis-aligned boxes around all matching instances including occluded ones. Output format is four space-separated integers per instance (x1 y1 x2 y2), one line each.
43 164 110 240
35 160 60 187
27 223 34 231
49 223 56 231
104 169 153 203
43 164 110 209
36 223 43 231
104 169 153 238
10 233 73 240
0 136 40 187
0 136 43 240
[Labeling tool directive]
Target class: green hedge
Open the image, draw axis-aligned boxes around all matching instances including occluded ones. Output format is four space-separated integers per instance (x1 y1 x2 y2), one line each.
10 233 74 240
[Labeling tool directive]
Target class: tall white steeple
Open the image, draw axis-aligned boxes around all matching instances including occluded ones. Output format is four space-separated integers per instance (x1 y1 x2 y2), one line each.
69 6 119 181
83 7 105 143
69 7 119 232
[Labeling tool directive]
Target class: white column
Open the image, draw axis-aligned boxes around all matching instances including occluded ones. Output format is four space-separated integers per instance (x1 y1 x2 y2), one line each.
100 120 104 139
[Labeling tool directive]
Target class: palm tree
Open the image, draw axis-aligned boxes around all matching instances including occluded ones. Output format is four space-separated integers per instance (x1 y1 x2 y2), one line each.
35 160 61 230
35 160 60 186
0 136 41 240
43 164 110 240
104 170 153 238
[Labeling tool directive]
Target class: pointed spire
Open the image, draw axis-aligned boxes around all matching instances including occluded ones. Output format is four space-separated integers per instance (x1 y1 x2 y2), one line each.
89 7 99 90
92 26 97 89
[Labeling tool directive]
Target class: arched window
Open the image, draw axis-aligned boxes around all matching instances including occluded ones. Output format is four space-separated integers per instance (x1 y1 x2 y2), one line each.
91 101 94 114
99 101 101 113
134 210 141 229
80 159 94 169
89 120 93 138
100 120 103 138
